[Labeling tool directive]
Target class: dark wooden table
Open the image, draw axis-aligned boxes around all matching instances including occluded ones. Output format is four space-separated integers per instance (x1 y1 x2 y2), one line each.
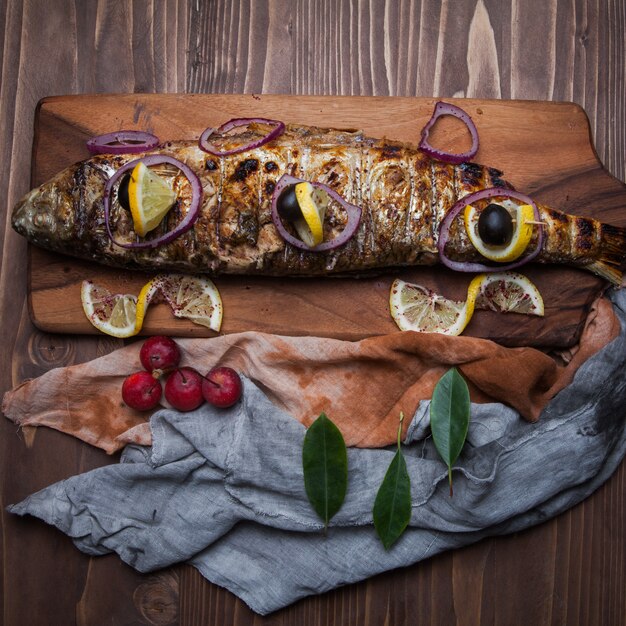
1 2 624 624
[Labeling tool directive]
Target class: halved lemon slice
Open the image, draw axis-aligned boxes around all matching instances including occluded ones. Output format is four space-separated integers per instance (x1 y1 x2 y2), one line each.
128 161 178 237
464 202 535 262
476 271 544 316
389 276 482 336
389 272 543 336
154 274 223 331
293 182 327 247
80 280 140 338
81 275 223 337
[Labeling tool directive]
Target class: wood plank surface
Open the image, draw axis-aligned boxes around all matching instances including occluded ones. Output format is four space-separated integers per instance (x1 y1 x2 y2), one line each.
1 1 625 626
27 94 626 347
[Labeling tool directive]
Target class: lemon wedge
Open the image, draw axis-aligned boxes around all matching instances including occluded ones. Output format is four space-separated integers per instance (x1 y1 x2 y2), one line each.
389 276 480 336
464 203 535 262
81 281 140 338
475 271 544 316
292 182 327 247
128 161 177 237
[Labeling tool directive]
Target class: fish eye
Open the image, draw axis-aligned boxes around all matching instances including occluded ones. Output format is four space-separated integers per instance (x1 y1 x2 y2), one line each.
32 207 54 230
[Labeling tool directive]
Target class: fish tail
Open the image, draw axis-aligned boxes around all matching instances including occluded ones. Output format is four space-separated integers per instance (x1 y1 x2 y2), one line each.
586 223 626 285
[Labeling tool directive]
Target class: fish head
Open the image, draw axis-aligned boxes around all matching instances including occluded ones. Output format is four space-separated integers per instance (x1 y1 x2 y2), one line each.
11 175 77 248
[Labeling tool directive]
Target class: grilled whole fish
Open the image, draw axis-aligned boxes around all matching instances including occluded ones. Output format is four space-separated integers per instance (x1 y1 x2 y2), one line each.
11 123 626 284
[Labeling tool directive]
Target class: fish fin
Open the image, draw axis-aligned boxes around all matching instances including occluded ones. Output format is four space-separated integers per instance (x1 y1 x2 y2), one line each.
586 223 626 285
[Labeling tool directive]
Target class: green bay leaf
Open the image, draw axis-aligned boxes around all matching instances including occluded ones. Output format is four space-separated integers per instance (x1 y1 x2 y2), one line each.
373 413 412 550
430 367 471 495
302 412 348 527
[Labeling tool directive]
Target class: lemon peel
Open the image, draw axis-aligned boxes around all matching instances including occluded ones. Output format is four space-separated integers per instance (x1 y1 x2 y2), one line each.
293 182 327 247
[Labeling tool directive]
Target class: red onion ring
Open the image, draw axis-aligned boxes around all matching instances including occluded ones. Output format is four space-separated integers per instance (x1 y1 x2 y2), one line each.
270 174 362 252
418 101 479 164
87 130 160 155
437 187 544 272
103 155 203 249
199 118 285 156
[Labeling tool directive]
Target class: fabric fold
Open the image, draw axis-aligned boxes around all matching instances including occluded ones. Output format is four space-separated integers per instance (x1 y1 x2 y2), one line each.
7 289 626 614
2 294 620 453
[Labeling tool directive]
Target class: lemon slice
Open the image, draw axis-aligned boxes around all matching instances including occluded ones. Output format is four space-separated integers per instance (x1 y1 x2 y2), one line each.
476 272 544 316
154 274 223 331
389 276 481 335
464 203 535 262
80 280 140 338
128 161 177 237
293 182 327 247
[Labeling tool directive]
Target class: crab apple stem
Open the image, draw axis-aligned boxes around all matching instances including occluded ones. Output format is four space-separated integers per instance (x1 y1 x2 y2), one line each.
200 372 220 388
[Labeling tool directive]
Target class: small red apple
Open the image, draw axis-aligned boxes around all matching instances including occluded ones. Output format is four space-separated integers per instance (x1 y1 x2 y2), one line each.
122 371 162 411
202 366 242 408
164 367 204 412
140 336 181 375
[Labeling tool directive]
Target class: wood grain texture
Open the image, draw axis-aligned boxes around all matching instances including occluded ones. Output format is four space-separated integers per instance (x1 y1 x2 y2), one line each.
1 1 625 625
26 94 625 347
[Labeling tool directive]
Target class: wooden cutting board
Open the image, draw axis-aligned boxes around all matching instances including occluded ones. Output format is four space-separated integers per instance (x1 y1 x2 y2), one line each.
26 94 626 348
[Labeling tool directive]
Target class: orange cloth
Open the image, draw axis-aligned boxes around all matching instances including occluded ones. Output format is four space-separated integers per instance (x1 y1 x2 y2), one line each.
2 297 620 454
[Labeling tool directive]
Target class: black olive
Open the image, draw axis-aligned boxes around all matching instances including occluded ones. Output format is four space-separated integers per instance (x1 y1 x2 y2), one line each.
118 173 131 211
477 203 514 245
276 185 302 221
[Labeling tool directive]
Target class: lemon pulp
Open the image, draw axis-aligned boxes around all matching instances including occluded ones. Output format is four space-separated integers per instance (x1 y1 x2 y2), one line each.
81 281 140 338
389 278 476 336
155 274 223 331
127 162 178 237
475 272 544 316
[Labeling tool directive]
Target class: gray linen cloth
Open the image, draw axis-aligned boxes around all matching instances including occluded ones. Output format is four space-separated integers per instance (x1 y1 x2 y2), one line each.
8 289 626 615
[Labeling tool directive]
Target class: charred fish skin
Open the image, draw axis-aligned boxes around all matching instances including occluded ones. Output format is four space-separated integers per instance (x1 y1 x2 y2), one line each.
11 123 626 284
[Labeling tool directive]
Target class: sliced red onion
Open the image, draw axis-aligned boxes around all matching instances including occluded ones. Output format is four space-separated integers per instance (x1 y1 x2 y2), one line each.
87 130 160 155
437 187 544 272
418 101 479 164
270 174 362 251
104 155 202 249
199 118 285 156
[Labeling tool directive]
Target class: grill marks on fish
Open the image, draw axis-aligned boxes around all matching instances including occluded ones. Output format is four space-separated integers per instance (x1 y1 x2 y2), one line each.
72 161 111 247
221 157 260 246
574 217 594 251
10 123 626 283
232 158 259 182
